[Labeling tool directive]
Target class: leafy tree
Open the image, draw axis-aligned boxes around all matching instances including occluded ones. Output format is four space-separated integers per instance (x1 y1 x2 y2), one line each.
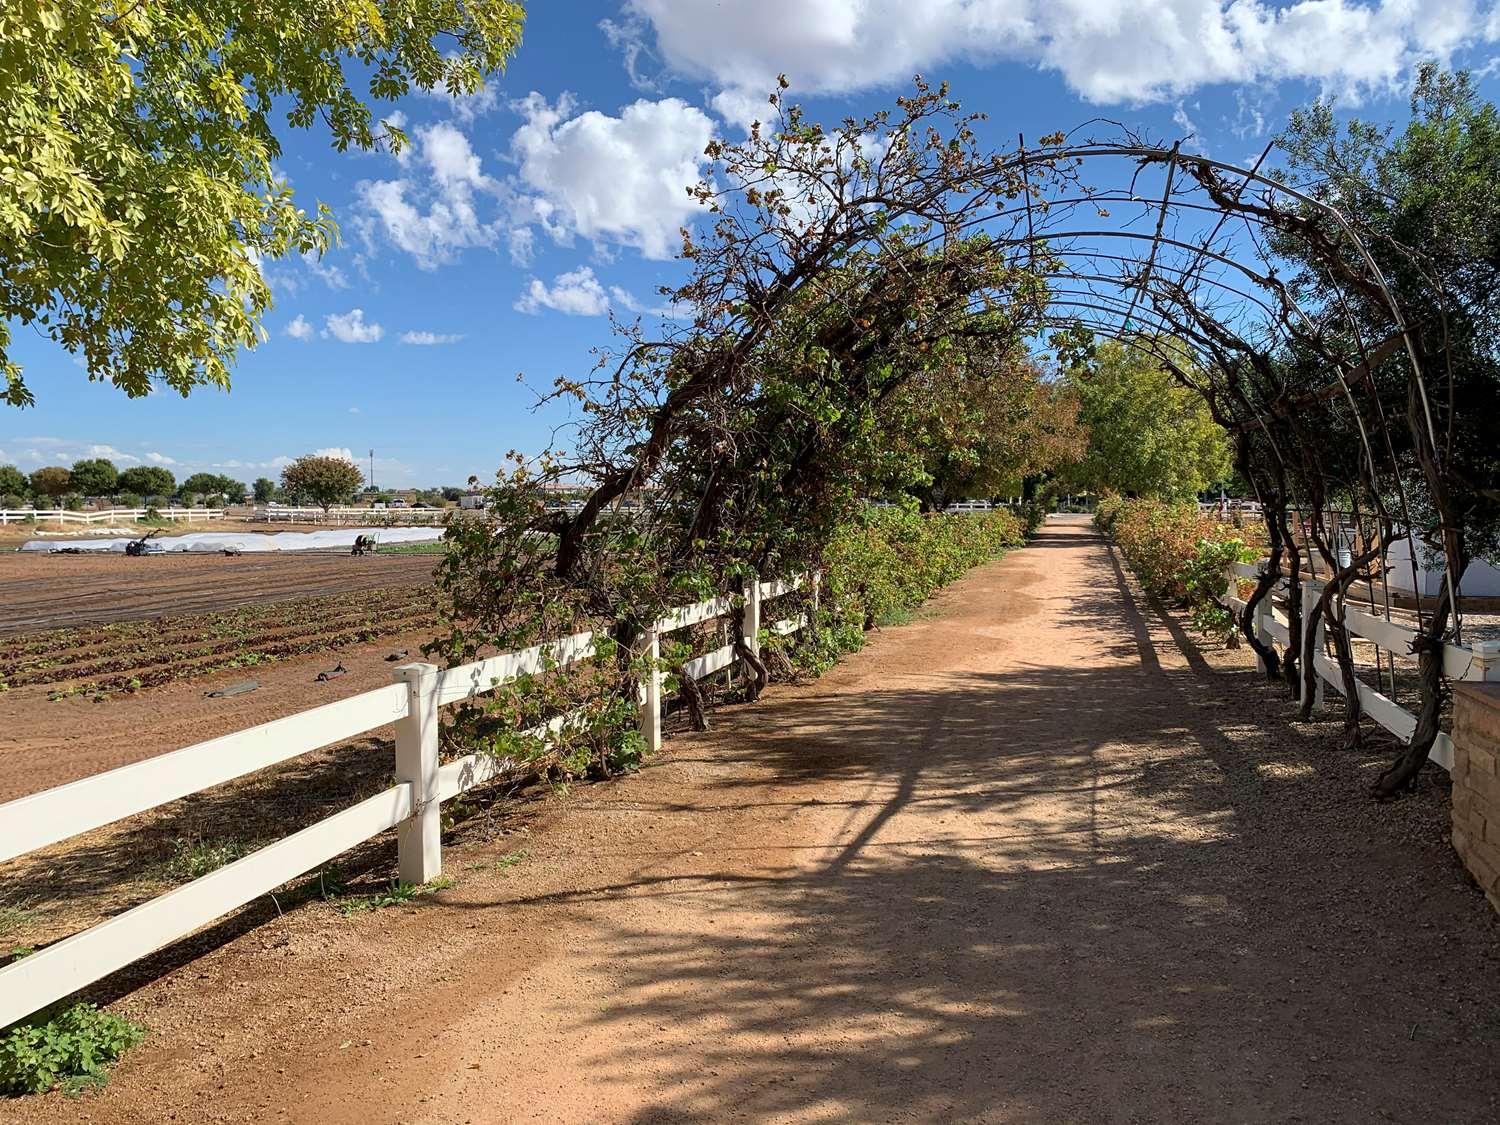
252 477 276 503
1059 339 1232 501
0 1 525 407
0 464 25 497
1262 66 1500 791
890 340 1085 510
179 472 246 505
69 457 118 497
28 466 71 501
281 454 365 511
431 78 1060 766
440 486 465 502
117 466 175 500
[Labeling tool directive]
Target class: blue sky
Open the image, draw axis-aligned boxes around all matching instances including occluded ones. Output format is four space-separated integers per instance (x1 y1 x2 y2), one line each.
5 0 1500 488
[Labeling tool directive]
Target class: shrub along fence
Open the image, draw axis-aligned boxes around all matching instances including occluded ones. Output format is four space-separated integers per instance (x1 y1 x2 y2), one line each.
1096 496 1500 771
0 508 1023 1034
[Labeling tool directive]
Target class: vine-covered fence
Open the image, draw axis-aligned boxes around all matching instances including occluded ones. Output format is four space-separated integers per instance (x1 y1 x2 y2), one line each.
1224 558 1500 769
0 574 812 1031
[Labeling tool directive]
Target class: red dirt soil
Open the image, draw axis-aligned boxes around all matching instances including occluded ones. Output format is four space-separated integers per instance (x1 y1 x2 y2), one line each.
0 628 435 804
0 551 436 635
7 519 1500 1123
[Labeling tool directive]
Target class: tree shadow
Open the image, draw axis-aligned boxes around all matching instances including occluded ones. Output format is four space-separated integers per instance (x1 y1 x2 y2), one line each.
435 533 1499 1122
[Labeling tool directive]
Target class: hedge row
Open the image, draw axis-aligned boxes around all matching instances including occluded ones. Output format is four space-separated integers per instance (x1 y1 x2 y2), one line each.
1094 496 1257 640
819 505 1026 650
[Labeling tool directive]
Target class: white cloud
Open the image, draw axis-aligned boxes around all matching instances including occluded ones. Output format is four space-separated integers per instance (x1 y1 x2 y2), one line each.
609 285 691 319
349 406 362 414
285 314 315 341
515 267 613 316
420 75 502 122
600 14 662 91
511 93 715 259
356 95 716 270
626 0 1497 107
514 267 685 319
400 330 466 345
314 447 358 463
323 309 384 344
145 451 178 466
301 251 349 289
507 226 536 267
2 438 143 467
355 122 509 270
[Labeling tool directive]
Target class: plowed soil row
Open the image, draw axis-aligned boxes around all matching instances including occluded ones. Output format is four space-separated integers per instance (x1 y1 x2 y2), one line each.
0 551 438 634
1 589 440 693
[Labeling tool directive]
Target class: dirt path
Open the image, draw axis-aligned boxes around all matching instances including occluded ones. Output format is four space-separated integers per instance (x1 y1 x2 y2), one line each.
13 518 1500 1123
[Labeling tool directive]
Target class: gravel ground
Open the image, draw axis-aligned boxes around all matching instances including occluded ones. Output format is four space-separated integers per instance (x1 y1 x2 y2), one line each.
7 517 1498 1123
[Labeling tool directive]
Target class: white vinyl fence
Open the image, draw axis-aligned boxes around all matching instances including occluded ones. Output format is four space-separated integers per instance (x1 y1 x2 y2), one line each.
1225 561 1500 770
0 507 226 525
0 574 813 1031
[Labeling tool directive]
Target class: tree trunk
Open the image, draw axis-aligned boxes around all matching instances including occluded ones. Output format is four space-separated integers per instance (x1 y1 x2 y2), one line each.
1324 587 1364 748
731 604 769 702
677 665 710 731
1279 507 1303 700
1373 575 1457 797
1240 505 1283 680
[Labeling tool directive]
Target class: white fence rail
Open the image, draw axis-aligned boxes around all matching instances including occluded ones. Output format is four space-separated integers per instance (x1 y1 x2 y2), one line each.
1224 561 1500 771
0 507 226 525
0 573 815 1030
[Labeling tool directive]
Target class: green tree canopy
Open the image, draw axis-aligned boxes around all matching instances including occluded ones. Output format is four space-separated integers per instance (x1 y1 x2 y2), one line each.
28 466 71 500
117 465 175 499
179 472 246 505
0 1 524 407
1059 339 1232 501
1275 66 1500 568
0 464 26 496
281 454 364 511
69 457 118 496
252 477 276 503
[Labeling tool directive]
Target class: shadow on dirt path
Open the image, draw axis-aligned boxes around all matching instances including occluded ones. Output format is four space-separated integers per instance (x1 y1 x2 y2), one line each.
12 518 1499 1124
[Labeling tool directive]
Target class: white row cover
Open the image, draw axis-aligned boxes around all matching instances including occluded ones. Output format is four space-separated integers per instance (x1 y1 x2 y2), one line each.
20 527 445 554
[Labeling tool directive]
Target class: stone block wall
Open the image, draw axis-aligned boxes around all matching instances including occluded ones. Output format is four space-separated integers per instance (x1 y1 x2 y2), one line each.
1453 684 1500 914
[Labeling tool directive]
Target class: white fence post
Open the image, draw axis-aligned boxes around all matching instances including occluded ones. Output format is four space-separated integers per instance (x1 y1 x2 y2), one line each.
639 627 662 754
746 573 762 659
393 662 442 884
1301 580 1326 708
811 569 822 618
1465 641 1500 684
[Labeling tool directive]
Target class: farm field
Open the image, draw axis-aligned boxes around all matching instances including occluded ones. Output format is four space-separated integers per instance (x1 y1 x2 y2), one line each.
0 550 438 634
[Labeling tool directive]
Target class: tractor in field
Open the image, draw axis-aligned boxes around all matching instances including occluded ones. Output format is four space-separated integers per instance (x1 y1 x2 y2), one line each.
124 529 163 557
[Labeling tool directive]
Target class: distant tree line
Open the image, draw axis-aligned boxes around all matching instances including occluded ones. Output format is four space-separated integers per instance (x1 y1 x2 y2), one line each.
0 455 468 512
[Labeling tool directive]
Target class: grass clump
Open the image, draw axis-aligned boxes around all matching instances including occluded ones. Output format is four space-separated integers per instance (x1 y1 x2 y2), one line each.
0 900 36 941
150 836 251 882
337 876 454 916
0 1003 145 1097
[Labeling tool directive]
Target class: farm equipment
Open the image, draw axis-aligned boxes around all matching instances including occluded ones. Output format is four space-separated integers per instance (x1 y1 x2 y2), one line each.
124 529 164 556
350 534 376 556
